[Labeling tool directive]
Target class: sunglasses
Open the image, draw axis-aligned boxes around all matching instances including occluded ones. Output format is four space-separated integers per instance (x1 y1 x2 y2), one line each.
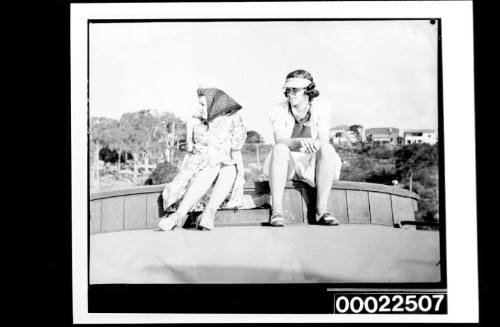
284 87 306 96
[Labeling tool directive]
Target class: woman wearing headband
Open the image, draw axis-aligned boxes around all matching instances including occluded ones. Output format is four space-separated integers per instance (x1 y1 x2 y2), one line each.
263 69 342 226
158 87 247 231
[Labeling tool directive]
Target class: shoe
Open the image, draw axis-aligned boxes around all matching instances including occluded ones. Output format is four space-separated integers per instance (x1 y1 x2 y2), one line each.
269 211 285 227
315 212 339 226
197 210 215 231
158 212 184 231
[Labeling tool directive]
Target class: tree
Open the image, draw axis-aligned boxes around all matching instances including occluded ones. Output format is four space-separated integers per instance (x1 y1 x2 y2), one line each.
120 110 158 183
338 142 439 225
349 124 366 143
366 133 373 144
349 124 363 135
119 109 187 184
147 161 179 185
395 143 438 181
107 123 130 175
244 130 264 167
245 130 263 144
157 112 186 163
394 143 439 223
89 117 119 191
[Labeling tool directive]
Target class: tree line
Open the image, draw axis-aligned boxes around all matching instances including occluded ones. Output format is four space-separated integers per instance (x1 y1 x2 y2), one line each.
339 142 439 224
89 109 186 189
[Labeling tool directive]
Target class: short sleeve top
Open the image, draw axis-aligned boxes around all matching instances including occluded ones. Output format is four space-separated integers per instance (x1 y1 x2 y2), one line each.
269 99 332 140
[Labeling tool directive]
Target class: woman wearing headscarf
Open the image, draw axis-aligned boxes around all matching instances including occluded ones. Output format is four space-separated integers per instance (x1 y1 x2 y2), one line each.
159 87 247 231
263 69 342 227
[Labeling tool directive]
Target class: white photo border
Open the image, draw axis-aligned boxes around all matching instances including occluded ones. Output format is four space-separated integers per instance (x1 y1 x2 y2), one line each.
71 1 477 323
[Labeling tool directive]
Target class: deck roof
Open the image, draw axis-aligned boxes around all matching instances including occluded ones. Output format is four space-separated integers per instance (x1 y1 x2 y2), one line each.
90 224 440 284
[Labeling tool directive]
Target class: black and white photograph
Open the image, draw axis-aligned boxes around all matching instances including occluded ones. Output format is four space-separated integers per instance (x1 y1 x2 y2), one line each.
71 1 478 323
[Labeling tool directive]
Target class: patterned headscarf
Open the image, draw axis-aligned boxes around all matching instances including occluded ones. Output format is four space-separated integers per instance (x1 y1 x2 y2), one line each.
197 88 242 123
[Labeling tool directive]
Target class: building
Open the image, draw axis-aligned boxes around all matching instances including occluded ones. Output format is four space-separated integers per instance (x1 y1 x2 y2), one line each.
329 125 350 136
330 125 352 144
404 129 437 145
365 127 400 145
329 125 364 144
351 125 367 143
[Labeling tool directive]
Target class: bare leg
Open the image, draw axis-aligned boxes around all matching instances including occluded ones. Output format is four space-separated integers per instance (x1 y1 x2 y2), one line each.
159 164 222 231
175 164 222 217
315 143 340 215
205 164 237 211
197 165 237 230
269 143 291 214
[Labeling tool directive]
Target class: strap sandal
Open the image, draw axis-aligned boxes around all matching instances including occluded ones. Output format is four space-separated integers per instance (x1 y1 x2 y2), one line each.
269 212 285 227
158 212 185 231
315 212 339 226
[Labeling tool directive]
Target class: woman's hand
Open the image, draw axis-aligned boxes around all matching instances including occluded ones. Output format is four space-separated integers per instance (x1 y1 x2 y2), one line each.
296 138 320 153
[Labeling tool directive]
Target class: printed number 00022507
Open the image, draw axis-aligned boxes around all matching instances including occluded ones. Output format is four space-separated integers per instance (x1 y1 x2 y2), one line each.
333 293 447 314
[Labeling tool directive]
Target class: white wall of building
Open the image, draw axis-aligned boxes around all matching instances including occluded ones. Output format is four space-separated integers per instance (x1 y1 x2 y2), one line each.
404 132 437 144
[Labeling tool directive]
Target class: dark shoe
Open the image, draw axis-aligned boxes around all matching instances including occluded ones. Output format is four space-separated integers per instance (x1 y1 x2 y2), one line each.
269 211 285 227
315 212 339 226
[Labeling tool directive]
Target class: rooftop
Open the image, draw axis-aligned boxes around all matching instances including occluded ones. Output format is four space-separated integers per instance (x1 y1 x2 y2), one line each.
404 129 436 134
365 127 399 133
330 125 351 131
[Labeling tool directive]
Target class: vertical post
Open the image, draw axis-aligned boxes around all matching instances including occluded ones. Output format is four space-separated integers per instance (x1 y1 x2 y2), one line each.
93 143 101 192
170 121 175 163
117 151 121 176
255 143 260 168
144 156 149 177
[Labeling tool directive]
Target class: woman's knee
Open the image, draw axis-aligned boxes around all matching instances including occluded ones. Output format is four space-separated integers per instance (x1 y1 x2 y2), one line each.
272 143 291 159
219 164 237 178
317 143 335 159
317 143 341 165
197 164 223 181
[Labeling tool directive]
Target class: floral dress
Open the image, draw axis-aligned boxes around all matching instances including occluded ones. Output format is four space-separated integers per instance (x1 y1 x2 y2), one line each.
162 112 247 212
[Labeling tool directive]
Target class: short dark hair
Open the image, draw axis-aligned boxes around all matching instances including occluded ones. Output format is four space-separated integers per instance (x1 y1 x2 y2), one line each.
286 69 320 100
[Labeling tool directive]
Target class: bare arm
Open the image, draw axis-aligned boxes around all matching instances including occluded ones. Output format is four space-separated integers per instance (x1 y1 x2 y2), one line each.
275 117 330 152
275 133 301 150
275 133 320 153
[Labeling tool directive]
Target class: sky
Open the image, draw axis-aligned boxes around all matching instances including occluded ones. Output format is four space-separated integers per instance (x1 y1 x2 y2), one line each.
89 20 438 143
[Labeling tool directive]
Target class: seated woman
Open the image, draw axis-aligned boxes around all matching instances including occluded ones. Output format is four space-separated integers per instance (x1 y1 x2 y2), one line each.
263 69 342 227
159 87 247 231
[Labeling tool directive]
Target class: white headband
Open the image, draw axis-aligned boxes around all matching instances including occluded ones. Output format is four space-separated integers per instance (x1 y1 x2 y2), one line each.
283 77 312 89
